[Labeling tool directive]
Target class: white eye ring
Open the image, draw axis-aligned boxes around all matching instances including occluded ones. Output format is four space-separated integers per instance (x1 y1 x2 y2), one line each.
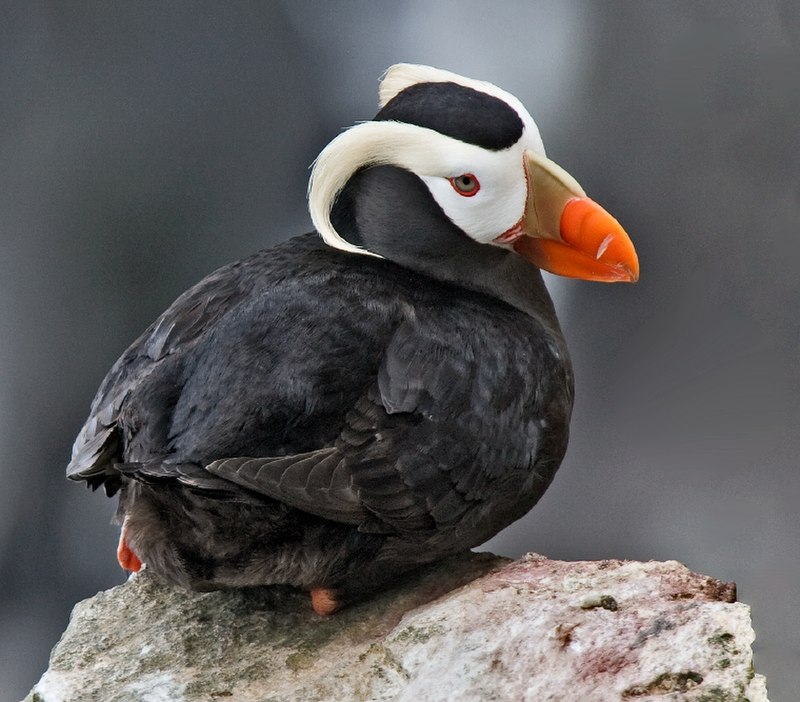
448 173 480 197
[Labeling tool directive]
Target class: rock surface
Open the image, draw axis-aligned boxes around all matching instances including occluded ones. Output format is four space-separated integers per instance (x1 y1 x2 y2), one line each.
27 553 768 702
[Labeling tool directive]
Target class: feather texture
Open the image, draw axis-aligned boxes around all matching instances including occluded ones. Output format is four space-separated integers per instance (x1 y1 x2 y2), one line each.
68 233 572 593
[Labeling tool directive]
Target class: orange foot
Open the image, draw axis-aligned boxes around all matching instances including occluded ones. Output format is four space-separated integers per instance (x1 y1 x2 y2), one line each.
310 588 342 615
117 522 142 573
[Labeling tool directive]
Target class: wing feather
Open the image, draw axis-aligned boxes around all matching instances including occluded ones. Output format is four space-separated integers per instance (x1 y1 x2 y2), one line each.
207 310 566 539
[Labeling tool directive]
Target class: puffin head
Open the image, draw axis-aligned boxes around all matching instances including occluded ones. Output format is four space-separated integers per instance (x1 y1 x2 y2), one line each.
309 64 639 283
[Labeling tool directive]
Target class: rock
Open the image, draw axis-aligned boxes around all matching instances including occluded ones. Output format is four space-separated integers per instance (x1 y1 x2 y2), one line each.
26 553 768 702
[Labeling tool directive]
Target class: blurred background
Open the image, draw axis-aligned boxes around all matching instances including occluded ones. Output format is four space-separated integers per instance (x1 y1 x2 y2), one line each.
1 1 797 699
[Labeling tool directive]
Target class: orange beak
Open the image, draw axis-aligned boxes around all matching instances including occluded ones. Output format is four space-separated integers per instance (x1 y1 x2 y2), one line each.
504 151 639 283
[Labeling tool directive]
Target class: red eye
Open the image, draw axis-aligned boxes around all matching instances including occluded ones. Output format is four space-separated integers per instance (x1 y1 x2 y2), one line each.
448 173 480 197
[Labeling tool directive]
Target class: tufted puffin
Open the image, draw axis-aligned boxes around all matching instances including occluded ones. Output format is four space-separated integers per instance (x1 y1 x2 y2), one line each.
68 64 638 614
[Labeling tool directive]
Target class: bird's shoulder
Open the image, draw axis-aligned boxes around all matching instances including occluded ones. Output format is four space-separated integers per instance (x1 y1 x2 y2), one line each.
66 234 344 486
66 234 431 485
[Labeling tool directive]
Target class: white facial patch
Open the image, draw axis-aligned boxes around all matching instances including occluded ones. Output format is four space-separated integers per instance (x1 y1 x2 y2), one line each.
418 146 527 244
309 122 533 252
308 64 547 255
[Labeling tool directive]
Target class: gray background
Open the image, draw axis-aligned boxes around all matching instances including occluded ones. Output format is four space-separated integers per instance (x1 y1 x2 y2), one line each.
1 2 797 699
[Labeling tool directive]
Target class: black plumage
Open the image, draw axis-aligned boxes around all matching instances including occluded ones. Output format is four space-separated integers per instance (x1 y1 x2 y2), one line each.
374 81 524 150
69 229 571 598
66 65 622 612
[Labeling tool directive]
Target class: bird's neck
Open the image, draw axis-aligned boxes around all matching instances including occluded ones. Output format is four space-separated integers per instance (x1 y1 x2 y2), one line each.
415 242 565 340
329 163 565 342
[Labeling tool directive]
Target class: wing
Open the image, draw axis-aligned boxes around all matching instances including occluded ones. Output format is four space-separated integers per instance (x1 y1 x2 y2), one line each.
114 461 264 503
208 308 572 540
66 250 264 493
67 235 410 496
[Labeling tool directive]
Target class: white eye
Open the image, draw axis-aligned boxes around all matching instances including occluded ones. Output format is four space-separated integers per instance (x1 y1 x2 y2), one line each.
448 173 480 197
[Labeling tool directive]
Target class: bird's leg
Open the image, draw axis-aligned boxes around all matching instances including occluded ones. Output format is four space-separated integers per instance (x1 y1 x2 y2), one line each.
309 587 343 615
116 516 143 573
309 560 419 615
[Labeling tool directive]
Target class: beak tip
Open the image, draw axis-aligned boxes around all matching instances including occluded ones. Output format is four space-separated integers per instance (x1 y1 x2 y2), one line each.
616 261 639 284
557 198 639 283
